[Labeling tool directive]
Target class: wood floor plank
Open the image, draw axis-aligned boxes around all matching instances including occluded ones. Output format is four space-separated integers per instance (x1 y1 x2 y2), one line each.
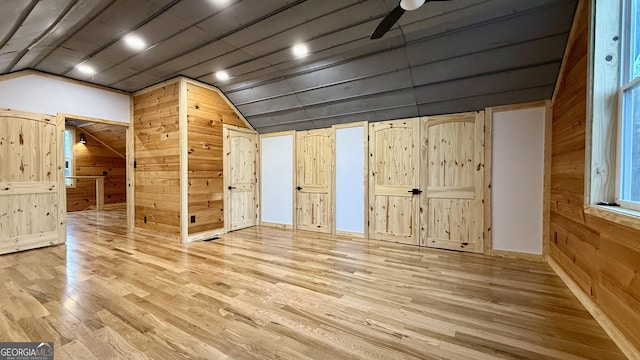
0 208 627 359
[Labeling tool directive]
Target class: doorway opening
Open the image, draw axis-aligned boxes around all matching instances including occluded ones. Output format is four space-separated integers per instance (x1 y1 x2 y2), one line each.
63 116 132 232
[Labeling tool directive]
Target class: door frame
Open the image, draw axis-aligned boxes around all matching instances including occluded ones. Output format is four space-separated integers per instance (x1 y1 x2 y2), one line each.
57 113 133 233
483 100 549 260
258 130 296 229
223 124 259 233
332 122 368 237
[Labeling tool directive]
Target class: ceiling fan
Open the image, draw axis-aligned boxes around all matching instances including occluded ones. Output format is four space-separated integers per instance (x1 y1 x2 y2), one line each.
370 0 451 39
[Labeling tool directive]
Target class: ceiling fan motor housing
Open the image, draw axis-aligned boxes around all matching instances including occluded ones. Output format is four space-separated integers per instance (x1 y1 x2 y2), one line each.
400 0 426 11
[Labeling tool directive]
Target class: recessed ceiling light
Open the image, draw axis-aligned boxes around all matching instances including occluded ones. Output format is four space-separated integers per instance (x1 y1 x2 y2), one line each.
76 64 95 75
210 0 230 6
124 34 146 51
215 70 230 81
292 43 309 58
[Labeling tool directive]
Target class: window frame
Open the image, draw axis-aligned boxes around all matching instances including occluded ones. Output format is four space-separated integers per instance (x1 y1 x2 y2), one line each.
585 0 640 230
64 127 76 188
621 0 639 83
616 78 640 211
615 0 640 211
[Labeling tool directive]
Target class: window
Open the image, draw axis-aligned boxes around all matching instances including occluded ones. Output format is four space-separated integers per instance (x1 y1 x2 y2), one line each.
617 0 640 211
586 0 640 228
64 128 75 187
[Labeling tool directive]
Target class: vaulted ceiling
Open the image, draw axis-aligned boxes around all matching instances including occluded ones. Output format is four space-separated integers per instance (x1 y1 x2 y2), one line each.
0 0 577 133
66 119 127 157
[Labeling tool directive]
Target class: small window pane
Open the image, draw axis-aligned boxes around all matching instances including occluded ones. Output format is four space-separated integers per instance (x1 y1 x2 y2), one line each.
64 129 74 186
620 82 640 202
631 0 640 79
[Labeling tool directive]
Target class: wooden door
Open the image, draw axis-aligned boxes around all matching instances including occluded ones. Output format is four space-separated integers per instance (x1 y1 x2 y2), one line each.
420 112 485 253
295 129 334 233
224 126 258 231
0 110 65 254
368 119 420 245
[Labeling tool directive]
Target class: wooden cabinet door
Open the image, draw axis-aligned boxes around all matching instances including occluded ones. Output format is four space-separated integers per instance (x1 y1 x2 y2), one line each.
0 110 64 254
295 129 334 233
224 126 258 231
368 119 420 245
420 112 484 253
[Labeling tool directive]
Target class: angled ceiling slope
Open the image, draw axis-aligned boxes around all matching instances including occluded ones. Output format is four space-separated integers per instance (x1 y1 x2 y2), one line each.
0 0 577 133
66 119 127 157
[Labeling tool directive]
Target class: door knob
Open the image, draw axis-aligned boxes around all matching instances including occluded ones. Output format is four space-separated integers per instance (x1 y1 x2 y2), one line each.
296 186 303 191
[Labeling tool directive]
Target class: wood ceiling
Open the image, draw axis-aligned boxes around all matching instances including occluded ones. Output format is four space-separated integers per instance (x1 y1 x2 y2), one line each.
66 119 127 157
0 0 577 133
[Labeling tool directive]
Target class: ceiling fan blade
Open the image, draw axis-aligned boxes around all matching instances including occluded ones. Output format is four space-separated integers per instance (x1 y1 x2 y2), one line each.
370 5 405 40
370 0 452 40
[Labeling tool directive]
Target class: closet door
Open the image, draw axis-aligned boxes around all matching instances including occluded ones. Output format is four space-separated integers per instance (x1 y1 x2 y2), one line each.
369 119 420 245
295 129 334 233
224 126 258 231
420 112 484 253
0 110 64 254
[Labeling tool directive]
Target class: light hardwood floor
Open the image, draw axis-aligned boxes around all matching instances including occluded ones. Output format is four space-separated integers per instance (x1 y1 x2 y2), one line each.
0 209 626 359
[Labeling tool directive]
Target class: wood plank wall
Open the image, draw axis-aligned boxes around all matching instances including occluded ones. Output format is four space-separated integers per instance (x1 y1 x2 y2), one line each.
133 82 181 236
550 0 640 350
186 82 249 234
66 126 126 211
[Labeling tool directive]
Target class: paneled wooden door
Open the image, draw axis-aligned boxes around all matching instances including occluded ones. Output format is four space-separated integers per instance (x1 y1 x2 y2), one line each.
0 110 65 254
420 112 485 253
368 119 420 245
224 125 258 232
295 128 334 233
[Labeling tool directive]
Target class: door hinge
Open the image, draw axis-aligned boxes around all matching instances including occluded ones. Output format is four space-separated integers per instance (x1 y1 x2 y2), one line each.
133 160 137 168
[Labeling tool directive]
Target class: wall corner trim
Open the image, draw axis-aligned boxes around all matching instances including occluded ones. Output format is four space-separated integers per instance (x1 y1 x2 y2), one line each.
548 258 640 360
